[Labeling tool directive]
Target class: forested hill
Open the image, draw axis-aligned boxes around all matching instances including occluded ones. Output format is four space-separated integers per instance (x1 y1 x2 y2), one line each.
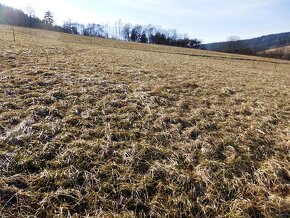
0 3 42 28
204 32 290 52
0 3 63 31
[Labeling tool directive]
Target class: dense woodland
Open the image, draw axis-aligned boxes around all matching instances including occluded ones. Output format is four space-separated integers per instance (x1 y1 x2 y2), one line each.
0 3 201 48
0 5 63 32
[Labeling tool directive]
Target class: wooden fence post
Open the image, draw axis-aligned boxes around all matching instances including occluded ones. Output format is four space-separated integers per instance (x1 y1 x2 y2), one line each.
12 27 16 43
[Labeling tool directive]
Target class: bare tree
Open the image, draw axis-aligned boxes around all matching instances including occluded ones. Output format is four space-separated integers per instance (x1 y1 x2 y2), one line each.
83 23 105 37
122 23 132 41
144 24 158 44
26 5 35 27
259 47 289 60
226 36 241 51
113 19 123 40
102 21 110 38
63 20 80 34
223 36 252 54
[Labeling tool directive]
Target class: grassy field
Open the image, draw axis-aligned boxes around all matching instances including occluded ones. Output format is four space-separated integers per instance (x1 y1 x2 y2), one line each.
258 45 290 60
0 25 290 217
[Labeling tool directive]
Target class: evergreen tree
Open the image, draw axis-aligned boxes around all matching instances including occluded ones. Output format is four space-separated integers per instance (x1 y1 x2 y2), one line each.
140 32 148 43
43 11 54 27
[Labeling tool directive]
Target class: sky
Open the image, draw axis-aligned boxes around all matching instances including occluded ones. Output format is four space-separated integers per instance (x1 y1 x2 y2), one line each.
0 0 289 43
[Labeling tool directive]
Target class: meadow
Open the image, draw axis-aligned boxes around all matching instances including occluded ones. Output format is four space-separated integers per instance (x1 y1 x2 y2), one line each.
0 25 289 217
258 45 290 60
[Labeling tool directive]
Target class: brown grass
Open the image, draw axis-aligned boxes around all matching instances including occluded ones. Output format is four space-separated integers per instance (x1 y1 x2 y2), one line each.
0 25 290 217
258 46 290 60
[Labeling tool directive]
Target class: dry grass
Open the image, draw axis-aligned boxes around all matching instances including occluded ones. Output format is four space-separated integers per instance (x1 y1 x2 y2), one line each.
258 46 290 60
0 25 290 217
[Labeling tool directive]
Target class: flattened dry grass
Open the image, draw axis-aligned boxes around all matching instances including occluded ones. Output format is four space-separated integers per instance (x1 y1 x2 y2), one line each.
0 25 290 217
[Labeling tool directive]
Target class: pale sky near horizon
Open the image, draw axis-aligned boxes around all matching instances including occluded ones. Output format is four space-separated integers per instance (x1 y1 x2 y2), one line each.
0 0 289 43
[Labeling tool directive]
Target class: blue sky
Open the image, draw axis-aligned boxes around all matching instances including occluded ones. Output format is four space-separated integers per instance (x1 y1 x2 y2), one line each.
0 0 289 43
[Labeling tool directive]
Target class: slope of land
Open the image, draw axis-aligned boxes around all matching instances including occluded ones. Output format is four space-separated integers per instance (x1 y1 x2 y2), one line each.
263 45 290 52
258 45 290 60
204 32 290 52
0 25 290 217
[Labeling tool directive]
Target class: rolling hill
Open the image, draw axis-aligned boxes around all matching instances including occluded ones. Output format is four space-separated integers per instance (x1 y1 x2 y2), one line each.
203 32 290 52
0 25 290 217
258 45 290 60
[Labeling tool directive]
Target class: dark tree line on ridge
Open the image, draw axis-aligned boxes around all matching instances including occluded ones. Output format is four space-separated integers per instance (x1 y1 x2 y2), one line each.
202 34 290 59
0 3 201 49
0 4 63 32
200 36 254 55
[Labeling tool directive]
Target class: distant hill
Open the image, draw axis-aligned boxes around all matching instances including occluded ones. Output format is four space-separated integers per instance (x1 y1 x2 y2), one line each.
203 32 290 52
260 45 290 53
258 45 290 60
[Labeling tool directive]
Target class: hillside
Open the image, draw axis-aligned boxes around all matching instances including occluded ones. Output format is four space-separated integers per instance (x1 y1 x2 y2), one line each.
265 45 290 52
258 45 290 60
204 32 290 52
0 25 290 217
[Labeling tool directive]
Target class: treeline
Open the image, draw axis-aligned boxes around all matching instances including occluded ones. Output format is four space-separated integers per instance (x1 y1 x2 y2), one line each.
63 21 201 48
245 32 290 51
201 36 254 55
0 3 201 48
0 4 63 32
